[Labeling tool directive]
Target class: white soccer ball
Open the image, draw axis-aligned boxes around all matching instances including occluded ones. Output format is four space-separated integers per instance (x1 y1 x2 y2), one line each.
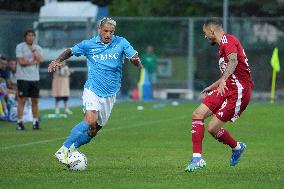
68 152 87 171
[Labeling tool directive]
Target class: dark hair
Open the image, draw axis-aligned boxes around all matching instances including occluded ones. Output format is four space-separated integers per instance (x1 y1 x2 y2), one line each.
0 54 7 60
8 58 16 62
204 17 223 27
24 29 35 38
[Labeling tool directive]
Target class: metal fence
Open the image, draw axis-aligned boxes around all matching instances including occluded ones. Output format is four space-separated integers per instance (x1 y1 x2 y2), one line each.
1 12 284 99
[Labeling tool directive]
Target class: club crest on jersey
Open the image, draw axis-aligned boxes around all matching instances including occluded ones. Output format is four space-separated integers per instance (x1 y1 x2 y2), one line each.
112 44 119 49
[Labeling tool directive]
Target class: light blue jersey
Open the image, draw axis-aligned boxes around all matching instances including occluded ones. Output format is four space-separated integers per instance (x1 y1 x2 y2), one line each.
71 35 137 97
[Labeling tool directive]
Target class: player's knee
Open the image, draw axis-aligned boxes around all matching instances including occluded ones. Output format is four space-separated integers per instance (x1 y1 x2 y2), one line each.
84 115 97 127
84 111 98 126
85 119 96 127
207 123 217 136
207 127 214 135
192 111 198 118
192 110 204 119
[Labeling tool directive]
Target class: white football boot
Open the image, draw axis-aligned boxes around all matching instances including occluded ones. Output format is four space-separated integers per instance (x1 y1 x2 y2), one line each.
68 144 78 154
54 146 69 164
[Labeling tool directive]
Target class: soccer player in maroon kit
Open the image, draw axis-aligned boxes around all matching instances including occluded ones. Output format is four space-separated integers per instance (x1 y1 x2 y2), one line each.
185 18 254 172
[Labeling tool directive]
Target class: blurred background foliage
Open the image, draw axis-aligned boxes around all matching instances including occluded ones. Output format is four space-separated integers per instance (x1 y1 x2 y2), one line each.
0 0 283 17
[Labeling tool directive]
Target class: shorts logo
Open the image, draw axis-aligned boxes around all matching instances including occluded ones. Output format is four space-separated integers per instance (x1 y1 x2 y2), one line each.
218 112 223 117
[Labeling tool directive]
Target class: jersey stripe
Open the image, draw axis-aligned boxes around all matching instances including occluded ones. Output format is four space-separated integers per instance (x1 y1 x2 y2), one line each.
231 74 243 122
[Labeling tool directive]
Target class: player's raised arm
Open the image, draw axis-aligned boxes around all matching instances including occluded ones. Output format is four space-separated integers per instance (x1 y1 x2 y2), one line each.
48 48 73 72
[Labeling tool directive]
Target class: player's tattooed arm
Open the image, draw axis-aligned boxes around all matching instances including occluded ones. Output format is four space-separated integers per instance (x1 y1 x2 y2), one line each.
48 48 73 72
221 52 238 81
130 53 143 69
217 52 238 96
55 48 73 62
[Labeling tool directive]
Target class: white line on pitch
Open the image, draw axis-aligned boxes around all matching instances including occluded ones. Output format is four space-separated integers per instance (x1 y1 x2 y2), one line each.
0 115 187 150
0 137 65 150
103 115 187 132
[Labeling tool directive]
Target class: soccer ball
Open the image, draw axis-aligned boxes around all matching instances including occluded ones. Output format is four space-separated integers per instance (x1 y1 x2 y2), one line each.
68 152 87 171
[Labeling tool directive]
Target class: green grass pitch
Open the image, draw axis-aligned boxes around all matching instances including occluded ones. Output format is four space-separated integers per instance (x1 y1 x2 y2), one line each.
0 101 283 189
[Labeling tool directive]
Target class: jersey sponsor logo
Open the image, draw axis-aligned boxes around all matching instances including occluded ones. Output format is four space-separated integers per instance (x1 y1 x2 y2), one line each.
92 53 119 61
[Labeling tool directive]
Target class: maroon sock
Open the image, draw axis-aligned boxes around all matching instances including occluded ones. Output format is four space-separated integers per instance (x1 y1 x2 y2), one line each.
191 119 205 154
214 128 237 148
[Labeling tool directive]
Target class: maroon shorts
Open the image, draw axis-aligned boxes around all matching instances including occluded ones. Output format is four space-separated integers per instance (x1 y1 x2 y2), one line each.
202 87 252 122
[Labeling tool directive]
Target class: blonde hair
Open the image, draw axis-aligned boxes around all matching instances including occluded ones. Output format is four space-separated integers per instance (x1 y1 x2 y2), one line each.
99 17 116 27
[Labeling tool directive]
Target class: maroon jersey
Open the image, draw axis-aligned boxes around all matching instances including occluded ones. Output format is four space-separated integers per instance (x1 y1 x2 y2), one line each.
202 34 253 122
218 34 253 92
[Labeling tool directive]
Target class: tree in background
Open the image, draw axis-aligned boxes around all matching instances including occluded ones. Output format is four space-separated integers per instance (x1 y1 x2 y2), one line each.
0 0 283 17
108 0 284 17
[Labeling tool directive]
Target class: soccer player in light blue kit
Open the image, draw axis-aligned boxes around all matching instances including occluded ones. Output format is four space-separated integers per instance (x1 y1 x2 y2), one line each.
48 17 143 164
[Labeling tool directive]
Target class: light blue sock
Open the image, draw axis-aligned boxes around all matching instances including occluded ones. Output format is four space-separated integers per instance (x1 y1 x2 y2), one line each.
74 132 92 148
63 121 90 148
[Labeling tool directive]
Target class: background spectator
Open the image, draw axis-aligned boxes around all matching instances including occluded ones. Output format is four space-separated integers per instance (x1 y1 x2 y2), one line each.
0 57 17 121
15 29 43 130
7 58 17 91
51 61 73 115
0 77 8 120
141 45 157 85
0 56 9 81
